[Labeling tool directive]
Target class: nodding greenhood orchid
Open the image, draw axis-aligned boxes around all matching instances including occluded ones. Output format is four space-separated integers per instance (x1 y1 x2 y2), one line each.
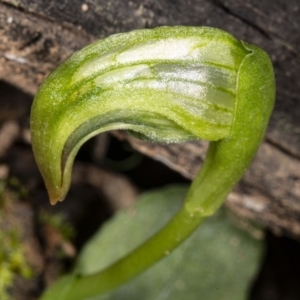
31 26 275 300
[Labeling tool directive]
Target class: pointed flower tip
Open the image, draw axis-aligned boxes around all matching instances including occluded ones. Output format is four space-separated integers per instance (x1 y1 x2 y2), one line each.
45 177 68 205
49 196 59 206
48 192 65 206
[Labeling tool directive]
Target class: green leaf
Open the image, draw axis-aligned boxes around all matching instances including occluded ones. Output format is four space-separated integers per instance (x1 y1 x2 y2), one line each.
43 186 263 300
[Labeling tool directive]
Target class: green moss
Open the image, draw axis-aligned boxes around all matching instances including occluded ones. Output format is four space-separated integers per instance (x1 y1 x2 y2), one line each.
0 215 33 299
39 211 75 241
0 181 33 300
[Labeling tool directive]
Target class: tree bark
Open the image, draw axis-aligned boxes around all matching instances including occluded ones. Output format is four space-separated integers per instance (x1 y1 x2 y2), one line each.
1 0 300 238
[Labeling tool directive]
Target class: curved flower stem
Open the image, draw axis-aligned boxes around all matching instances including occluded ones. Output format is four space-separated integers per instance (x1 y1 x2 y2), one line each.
49 142 218 300
61 205 204 300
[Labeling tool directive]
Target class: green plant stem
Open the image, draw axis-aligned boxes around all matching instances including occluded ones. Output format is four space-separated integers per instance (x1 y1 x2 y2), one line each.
52 139 242 300
50 132 253 300
60 208 204 300
48 143 223 300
